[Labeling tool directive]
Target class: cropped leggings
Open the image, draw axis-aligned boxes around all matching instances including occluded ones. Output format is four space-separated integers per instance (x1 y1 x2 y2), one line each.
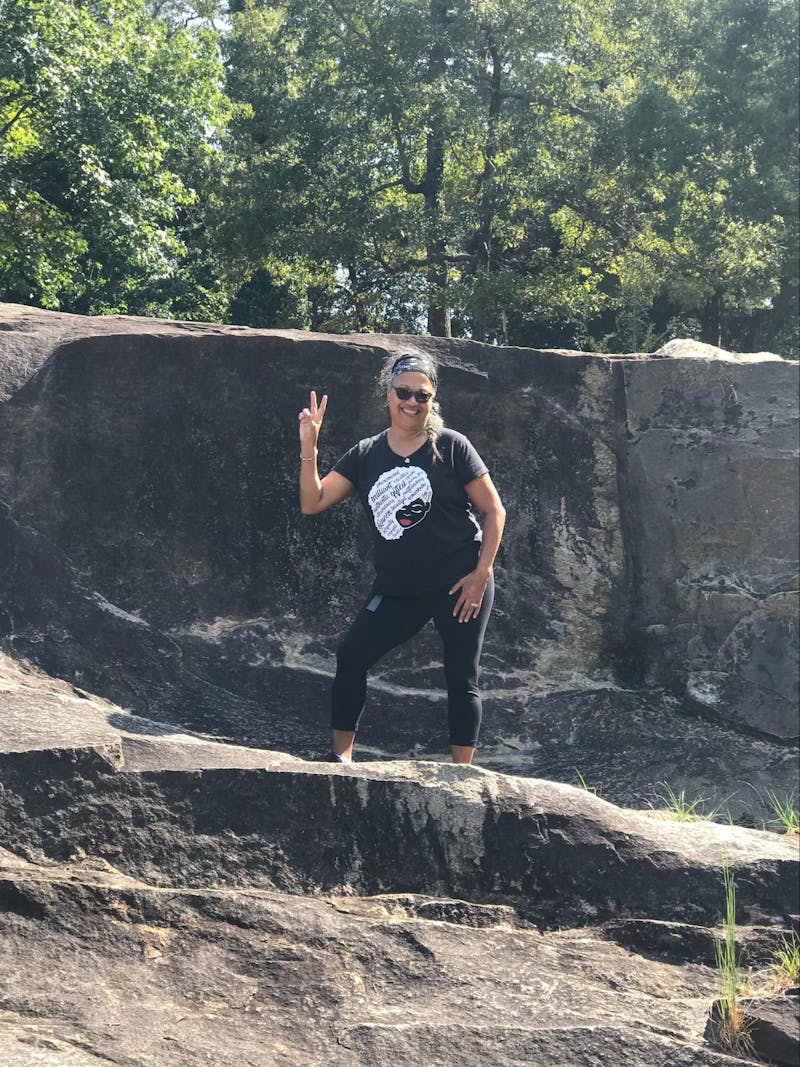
330 574 494 748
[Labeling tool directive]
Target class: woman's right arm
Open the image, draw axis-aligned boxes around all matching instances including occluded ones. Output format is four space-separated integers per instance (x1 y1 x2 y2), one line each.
298 390 355 515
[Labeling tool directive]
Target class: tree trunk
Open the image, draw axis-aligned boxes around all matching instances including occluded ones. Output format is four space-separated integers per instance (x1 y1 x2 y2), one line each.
425 0 450 337
347 265 370 331
700 289 723 348
426 247 450 337
472 35 503 343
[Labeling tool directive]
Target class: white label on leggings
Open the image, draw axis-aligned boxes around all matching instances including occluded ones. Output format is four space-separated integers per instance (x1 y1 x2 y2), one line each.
367 466 433 541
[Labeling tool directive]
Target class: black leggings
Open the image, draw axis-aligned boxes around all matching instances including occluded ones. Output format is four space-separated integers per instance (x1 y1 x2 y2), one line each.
330 574 494 747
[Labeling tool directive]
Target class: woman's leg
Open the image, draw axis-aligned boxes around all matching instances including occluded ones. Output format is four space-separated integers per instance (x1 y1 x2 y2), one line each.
331 592 433 756
330 728 357 761
431 573 495 763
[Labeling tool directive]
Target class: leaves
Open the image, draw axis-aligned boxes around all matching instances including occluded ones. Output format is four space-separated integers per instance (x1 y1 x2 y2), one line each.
0 0 232 314
0 0 796 353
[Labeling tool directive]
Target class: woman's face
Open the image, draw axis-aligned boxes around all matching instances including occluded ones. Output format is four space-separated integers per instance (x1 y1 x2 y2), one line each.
387 371 435 433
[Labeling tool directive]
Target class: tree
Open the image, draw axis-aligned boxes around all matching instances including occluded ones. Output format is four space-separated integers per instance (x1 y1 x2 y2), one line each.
1 0 795 354
0 0 232 316
223 0 575 336
222 0 798 353
497 0 799 353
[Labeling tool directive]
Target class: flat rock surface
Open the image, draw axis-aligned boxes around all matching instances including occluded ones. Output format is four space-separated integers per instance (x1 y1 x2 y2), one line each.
0 851 773 1067
2 656 796 920
0 653 301 771
1 657 798 1065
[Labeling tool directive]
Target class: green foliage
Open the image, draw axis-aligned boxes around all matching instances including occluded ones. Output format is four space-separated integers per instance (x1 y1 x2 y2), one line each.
0 0 797 350
715 864 739 1007
646 783 732 822
0 0 233 315
220 0 797 351
766 791 800 835
710 869 797 1051
574 769 602 797
771 933 800 989
712 863 753 1055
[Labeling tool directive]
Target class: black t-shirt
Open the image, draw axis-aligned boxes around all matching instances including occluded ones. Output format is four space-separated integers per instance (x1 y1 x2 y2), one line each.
333 428 488 595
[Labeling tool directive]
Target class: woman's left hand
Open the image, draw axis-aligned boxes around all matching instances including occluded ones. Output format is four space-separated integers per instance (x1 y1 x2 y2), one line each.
449 569 490 623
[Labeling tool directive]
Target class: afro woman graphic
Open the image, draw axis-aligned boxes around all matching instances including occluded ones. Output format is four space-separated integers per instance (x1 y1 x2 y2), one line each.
367 465 433 540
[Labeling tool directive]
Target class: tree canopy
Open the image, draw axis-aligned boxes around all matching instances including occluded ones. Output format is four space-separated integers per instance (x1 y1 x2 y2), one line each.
1 0 797 354
0 0 231 316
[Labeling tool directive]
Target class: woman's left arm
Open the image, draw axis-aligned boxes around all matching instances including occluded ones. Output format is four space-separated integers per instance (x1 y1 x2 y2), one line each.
449 474 506 622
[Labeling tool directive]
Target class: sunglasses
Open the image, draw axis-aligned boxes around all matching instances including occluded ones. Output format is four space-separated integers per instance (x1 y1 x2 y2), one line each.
392 385 434 403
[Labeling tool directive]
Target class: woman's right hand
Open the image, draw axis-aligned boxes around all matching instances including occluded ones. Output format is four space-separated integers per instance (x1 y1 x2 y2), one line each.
298 390 327 453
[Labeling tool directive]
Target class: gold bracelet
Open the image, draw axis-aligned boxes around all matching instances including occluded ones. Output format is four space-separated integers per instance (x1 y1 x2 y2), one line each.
300 448 318 462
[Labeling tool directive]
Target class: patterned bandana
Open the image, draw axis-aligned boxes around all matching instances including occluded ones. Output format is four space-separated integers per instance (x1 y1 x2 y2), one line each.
389 354 438 389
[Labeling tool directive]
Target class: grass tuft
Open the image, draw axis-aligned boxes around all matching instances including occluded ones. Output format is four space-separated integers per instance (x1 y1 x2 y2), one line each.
574 768 602 797
770 932 800 991
712 863 754 1056
646 782 731 823
766 790 800 835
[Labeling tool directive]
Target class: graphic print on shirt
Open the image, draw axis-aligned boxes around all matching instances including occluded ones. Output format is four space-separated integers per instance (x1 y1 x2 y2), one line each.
367 465 433 541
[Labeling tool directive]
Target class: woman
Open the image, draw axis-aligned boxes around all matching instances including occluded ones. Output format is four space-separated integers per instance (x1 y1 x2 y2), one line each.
298 352 505 765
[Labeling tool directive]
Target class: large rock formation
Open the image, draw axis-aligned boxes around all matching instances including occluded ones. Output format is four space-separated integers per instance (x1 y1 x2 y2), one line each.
1 653 798 1066
1 299 798 1065
0 303 797 817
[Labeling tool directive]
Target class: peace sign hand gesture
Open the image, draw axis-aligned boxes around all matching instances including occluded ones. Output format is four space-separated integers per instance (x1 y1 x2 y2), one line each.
298 390 328 452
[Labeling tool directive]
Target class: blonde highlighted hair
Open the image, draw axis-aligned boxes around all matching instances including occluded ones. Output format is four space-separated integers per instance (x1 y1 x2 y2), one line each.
378 351 444 459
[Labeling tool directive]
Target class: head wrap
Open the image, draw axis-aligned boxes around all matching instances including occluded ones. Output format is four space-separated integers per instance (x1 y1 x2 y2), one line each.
389 354 438 390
